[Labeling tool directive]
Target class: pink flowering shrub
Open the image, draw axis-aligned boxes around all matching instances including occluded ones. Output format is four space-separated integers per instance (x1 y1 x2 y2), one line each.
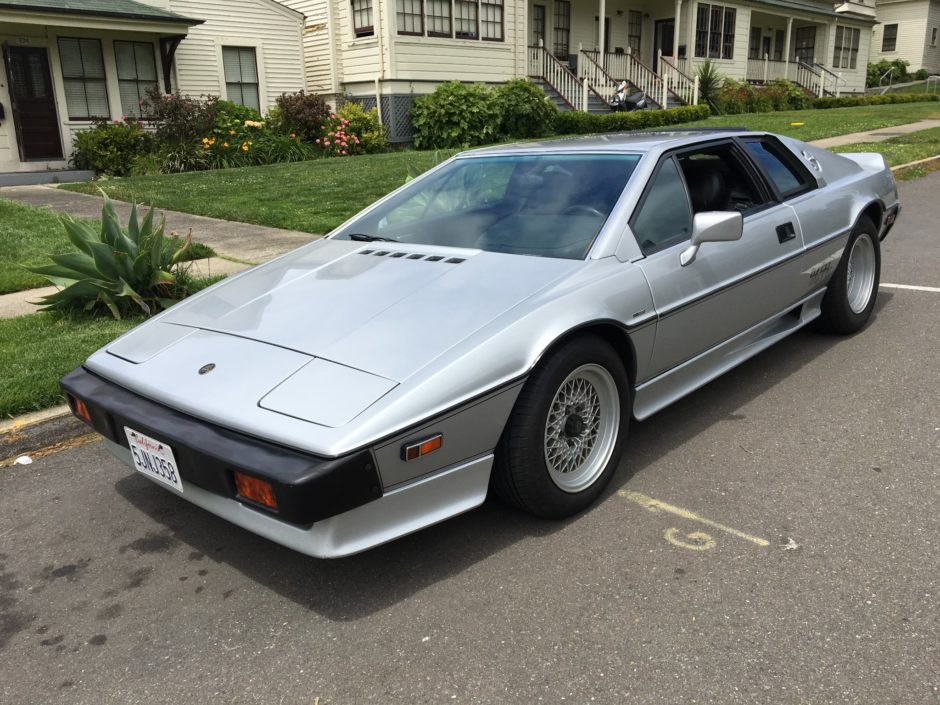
314 114 363 157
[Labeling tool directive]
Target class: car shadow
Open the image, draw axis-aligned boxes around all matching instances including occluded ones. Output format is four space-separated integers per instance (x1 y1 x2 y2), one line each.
113 293 893 621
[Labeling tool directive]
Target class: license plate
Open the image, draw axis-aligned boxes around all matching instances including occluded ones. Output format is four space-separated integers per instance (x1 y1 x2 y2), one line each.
124 427 183 493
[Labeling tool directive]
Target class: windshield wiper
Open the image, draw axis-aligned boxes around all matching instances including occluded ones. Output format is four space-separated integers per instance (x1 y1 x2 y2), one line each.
348 233 395 242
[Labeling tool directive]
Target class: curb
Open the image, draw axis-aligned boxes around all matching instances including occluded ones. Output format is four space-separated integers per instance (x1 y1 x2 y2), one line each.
0 404 90 464
891 154 940 172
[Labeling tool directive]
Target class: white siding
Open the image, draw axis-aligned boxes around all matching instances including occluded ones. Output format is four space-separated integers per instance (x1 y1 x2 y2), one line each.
871 0 932 71
280 0 338 95
169 0 305 111
925 0 940 72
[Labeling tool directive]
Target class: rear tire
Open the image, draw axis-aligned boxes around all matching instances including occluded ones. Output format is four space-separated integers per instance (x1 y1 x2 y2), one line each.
818 216 880 334
492 335 630 519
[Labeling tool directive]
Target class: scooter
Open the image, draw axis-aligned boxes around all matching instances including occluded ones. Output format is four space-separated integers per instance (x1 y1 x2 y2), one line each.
609 81 647 112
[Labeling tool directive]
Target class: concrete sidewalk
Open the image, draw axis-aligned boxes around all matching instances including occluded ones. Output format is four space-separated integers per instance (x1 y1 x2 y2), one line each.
0 184 319 319
0 184 316 264
810 118 940 149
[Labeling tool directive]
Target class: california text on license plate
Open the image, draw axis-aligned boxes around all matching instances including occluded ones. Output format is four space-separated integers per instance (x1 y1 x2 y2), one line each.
124 427 183 493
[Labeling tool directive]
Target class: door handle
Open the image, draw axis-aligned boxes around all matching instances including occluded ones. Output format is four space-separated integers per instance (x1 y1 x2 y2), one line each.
776 222 796 243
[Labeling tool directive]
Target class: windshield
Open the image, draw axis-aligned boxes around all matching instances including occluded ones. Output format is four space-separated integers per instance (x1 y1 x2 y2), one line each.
331 154 641 260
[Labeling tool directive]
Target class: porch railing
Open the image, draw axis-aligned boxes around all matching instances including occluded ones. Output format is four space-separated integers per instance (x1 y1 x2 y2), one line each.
578 48 619 103
746 56 795 84
659 52 699 105
814 62 844 97
603 48 666 109
527 42 585 111
792 59 823 97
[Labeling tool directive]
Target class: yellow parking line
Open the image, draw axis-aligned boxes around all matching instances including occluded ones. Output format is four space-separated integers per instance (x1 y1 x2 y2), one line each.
619 490 770 547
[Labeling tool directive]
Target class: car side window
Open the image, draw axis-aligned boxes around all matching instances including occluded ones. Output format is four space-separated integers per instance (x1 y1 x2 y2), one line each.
742 138 815 199
676 143 767 216
631 157 693 255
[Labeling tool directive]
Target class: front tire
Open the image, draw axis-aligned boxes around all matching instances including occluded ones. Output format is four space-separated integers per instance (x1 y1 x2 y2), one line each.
492 335 630 519
818 216 881 334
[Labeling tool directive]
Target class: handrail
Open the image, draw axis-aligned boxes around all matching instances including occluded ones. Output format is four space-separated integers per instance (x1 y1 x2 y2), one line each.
792 59 823 97
603 48 666 108
527 43 585 111
814 62 845 97
577 49 620 103
928 75 940 94
659 53 698 105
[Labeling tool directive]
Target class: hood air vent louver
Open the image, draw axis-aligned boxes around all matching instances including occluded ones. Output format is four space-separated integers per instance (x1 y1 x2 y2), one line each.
355 248 466 264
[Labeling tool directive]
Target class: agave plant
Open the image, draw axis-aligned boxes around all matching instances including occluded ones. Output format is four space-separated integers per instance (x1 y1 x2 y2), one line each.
696 59 725 112
28 195 191 319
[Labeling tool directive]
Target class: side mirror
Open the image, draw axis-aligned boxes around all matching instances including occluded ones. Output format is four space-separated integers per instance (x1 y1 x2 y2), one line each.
680 211 744 267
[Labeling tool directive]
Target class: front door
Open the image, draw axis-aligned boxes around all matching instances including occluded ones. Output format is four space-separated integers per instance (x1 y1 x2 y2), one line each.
654 19 675 71
3 45 63 161
794 26 816 65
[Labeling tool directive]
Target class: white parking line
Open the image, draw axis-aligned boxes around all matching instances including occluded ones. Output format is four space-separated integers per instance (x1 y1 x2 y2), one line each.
881 283 940 293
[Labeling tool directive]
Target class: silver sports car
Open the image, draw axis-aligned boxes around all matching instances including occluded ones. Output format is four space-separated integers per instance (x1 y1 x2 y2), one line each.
62 130 900 557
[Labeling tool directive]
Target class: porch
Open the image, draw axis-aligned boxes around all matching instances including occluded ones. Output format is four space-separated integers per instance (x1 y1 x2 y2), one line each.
0 0 200 174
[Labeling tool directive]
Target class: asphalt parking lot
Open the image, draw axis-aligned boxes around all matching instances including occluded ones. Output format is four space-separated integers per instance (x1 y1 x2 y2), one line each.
1 173 938 705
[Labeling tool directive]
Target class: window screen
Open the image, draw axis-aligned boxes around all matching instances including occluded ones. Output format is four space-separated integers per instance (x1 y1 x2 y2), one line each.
882 24 898 52
58 37 109 119
114 41 157 117
222 47 260 112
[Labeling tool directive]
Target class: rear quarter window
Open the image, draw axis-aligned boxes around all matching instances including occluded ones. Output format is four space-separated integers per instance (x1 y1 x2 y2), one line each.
742 138 815 199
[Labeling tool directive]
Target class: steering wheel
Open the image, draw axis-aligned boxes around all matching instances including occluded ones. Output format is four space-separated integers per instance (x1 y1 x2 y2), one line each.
562 205 605 218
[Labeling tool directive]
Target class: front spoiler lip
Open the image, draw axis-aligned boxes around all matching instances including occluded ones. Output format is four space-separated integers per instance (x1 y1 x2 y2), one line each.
60 367 383 525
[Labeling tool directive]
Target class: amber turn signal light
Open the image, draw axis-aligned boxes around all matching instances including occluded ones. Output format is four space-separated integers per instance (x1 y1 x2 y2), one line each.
67 394 92 425
234 471 278 510
401 433 443 462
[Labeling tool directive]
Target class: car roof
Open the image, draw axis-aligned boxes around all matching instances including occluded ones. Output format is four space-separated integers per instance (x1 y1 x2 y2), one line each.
462 129 759 157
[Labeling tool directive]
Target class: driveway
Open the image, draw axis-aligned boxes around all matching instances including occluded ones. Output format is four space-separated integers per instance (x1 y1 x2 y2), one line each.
1 174 938 705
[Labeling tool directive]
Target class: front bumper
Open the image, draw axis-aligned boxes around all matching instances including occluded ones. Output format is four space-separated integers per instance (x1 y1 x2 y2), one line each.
61 367 383 525
61 367 494 557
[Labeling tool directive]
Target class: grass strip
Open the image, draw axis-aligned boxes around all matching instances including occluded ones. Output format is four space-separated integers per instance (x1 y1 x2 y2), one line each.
0 313 138 418
0 198 216 295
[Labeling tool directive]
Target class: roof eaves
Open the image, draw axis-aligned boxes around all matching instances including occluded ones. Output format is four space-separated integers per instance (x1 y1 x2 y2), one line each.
0 2 203 26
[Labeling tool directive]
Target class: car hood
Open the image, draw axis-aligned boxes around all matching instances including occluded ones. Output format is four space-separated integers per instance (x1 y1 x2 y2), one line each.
139 239 582 383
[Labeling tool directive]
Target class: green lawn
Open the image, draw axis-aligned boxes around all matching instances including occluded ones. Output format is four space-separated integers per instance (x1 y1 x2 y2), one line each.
0 313 138 418
0 198 216 295
667 100 940 141
60 102 940 234
885 81 940 94
832 126 940 166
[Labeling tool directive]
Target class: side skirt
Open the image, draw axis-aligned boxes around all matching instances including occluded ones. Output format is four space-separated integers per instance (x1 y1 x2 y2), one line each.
632 288 826 421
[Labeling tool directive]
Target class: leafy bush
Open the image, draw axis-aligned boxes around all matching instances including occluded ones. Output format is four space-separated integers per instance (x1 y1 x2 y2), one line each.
696 59 724 109
914 68 930 81
762 80 811 110
251 132 317 163
553 104 711 135
410 81 500 149
867 59 910 87
316 114 359 156
812 93 940 109
492 78 557 138
144 87 219 146
337 101 388 153
27 196 194 319
71 119 155 176
714 79 773 114
275 91 332 141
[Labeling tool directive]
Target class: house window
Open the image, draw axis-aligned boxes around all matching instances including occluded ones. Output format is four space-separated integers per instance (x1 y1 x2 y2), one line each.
932 27 938 47
352 0 374 37
222 46 260 112
694 4 735 59
554 0 571 59
833 26 860 69
532 4 545 46
794 26 815 64
480 0 503 40
57 37 109 119
749 26 762 59
454 0 478 38
397 0 423 35
628 10 642 54
774 29 785 60
882 23 898 52
114 41 157 118
426 0 451 37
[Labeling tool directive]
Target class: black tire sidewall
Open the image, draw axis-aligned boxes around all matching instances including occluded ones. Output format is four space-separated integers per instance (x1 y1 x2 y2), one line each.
821 217 881 334
495 335 631 518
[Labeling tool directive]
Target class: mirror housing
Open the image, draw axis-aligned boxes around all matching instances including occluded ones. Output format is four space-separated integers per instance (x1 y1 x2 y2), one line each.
680 211 744 267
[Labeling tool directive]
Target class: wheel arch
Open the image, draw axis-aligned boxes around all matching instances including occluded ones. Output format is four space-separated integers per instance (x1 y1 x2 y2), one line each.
857 199 885 233
532 319 638 389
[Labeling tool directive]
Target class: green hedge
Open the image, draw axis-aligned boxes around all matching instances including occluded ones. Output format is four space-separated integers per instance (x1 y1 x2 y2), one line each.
812 93 940 109
553 104 711 135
